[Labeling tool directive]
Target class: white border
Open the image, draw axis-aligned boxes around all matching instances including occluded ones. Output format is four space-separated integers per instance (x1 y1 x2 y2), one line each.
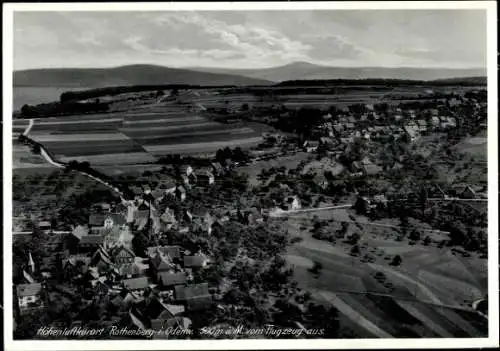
3 2 498 350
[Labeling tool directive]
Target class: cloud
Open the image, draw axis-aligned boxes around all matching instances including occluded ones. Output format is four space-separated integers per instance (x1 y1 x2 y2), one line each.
12 10 487 70
302 34 368 61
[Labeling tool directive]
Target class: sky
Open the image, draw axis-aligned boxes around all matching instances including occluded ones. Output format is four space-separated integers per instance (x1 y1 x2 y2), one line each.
13 10 487 71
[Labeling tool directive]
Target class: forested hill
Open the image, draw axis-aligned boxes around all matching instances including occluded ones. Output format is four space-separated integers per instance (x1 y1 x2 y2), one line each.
13 64 273 87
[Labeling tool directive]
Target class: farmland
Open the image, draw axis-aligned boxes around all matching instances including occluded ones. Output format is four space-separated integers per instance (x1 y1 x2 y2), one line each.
280 206 487 337
12 96 264 169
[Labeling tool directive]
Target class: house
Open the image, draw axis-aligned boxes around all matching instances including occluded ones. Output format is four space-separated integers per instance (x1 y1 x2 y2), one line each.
130 186 143 199
373 194 388 206
303 140 319 153
88 213 106 231
91 247 114 273
150 189 164 203
181 174 191 188
197 170 215 186
340 137 354 144
350 161 364 176
430 116 441 127
183 210 194 223
122 277 149 291
175 186 186 202
187 172 197 185
174 283 214 311
89 213 127 234
175 282 210 301
149 245 182 274
111 245 136 266
78 235 105 251
416 119 428 133
403 124 420 142
211 162 225 175
284 196 301 211
160 208 177 229
22 270 36 284
16 283 44 313
38 220 52 233
428 184 447 199
449 97 461 107
160 177 177 195
333 124 344 135
97 202 111 212
180 165 194 177
157 272 187 288
360 157 382 176
62 255 91 280
184 253 210 269
319 137 335 146
313 173 329 190
452 184 477 199
157 246 183 261
142 184 152 194
247 208 264 225
345 122 355 130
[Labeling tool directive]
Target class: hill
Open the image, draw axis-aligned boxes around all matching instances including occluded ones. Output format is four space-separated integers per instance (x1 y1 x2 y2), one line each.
13 64 272 87
188 62 487 83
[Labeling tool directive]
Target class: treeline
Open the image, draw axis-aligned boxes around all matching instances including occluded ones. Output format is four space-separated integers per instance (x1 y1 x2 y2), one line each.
59 84 261 103
19 101 109 118
64 160 134 199
274 77 487 87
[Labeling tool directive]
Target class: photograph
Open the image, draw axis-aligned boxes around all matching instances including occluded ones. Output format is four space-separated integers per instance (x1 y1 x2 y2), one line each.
2 1 498 350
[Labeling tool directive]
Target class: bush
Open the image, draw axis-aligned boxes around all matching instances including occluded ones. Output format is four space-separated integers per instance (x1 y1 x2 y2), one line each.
309 261 323 274
290 236 303 244
390 255 402 266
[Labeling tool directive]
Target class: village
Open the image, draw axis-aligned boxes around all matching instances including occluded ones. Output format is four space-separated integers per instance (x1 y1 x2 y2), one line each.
12 86 488 339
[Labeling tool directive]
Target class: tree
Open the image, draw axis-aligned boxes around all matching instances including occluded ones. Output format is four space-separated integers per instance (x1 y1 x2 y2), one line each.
132 232 149 257
309 261 323 274
409 229 421 242
350 244 360 256
423 235 431 246
348 232 361 245
32 144 41 155
390 255 402 266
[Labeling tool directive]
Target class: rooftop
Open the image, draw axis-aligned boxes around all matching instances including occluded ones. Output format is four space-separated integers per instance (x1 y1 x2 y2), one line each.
17 283 43 297
122 276 149 290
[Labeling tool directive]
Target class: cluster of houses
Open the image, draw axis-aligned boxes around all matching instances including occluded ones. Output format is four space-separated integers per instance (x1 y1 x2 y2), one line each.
14 158 278 326
300 100 474 152
16 239 213 333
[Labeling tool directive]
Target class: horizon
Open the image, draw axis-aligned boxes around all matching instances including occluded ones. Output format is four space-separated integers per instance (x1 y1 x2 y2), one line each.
14 10 486 71
14 61 487 73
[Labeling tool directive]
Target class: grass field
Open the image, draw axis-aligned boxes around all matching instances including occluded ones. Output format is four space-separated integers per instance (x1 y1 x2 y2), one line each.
280 206 488 338
12 99 263 165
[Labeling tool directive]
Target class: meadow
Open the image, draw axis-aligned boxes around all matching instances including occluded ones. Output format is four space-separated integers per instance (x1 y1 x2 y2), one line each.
12 96 263 168
280 207 488 338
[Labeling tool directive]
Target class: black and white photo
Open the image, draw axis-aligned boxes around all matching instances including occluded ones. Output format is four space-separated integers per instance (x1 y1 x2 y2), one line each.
2 2 498 350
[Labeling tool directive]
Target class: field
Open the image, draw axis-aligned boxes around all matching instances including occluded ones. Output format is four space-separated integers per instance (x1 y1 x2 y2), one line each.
280 207 488 337
12 96 263 168
455 134 487 159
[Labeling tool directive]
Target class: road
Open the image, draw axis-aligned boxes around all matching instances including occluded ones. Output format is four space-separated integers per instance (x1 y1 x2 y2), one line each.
268 204 353 217
427 197 488 202
22 135 142 208
23 119 34 136
13 231 71 235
